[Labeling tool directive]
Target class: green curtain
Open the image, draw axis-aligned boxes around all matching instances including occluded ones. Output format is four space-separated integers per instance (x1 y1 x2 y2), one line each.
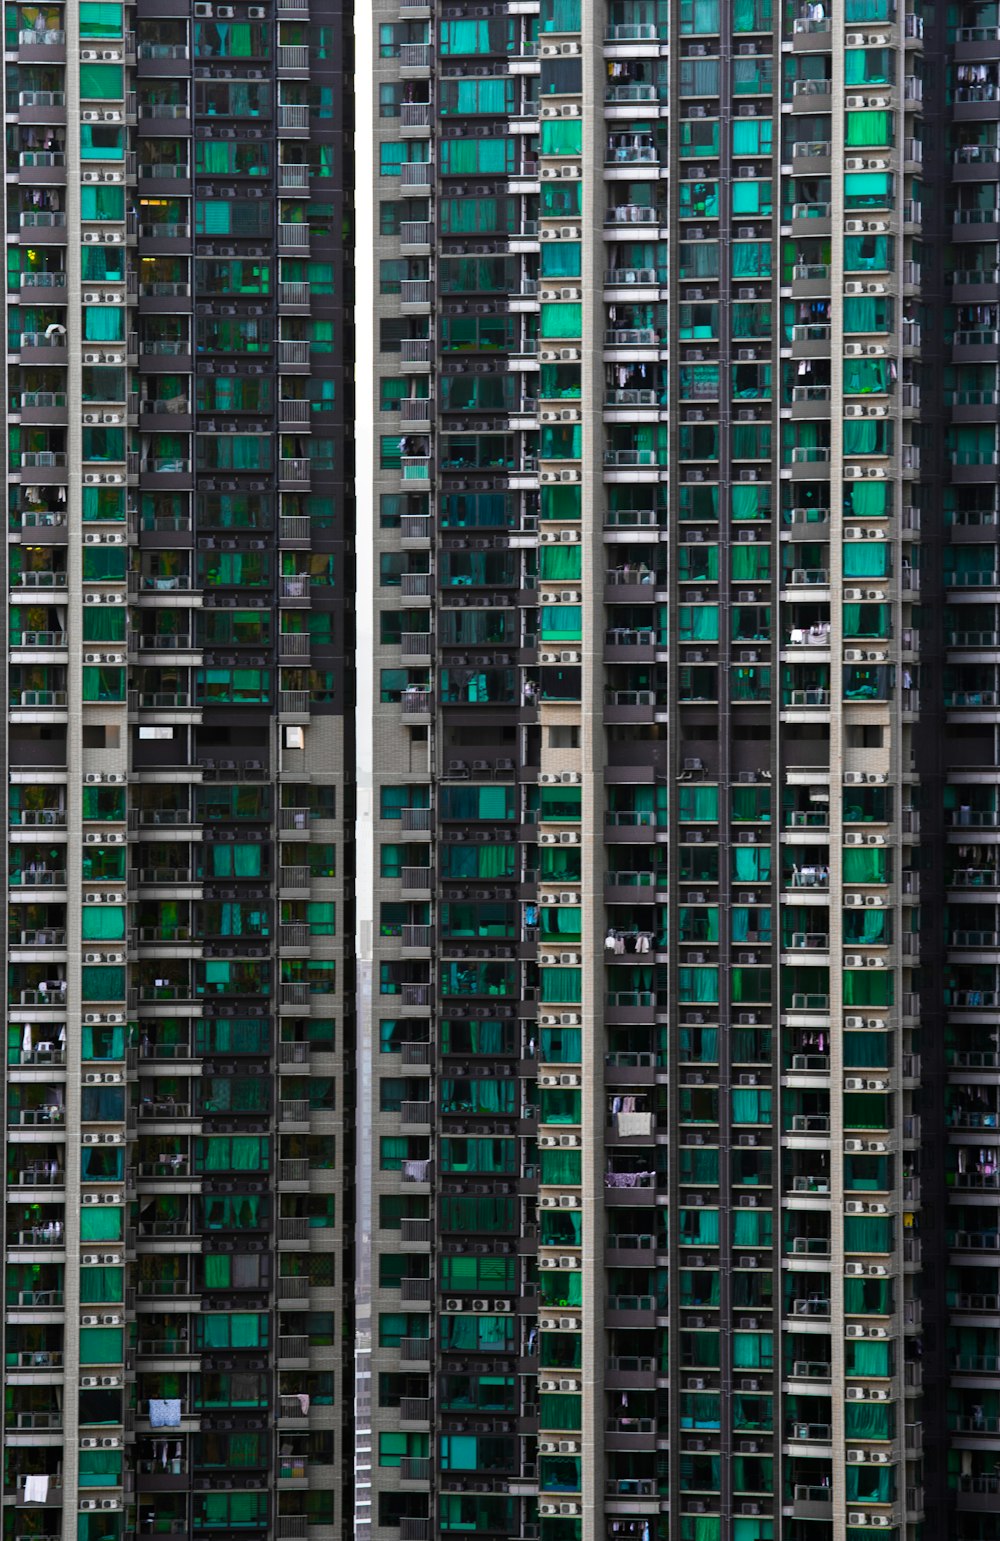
679 605 719 640
842 359 888 396
82 906 125 940
732 1089 771 1123
83 305 125 340
540 968 582 1003
734 1210 769 1245
844 1343 887 1380
733 1333 771 1368
678 967 718 1002
79 1326 124 1363
845 172 893 207
541 120 583 156
843 420 880 455
846 111 891 146
844 1277 890 1314
82 1024 125 1061
540 546 582 581
540 1149 581 1185
679 786 719 821
204 1255 230 1288
844 236 890 272
79 1449 123 1487
844 1215 893 1252
732 545 770 581
81 607 125 640
681 1209 719 1243
732 1393 770 1429
846 1467 893 1503
843 971 893 1006
540 604 582 638
541 303 582 339
80 1266 123 1303
845 49 892 85
843 848 887 884
539 1394 581 1431
734 848 772 881
81 185 124 221
732 121 772 156
845 1399 892 1438
851 909 888 942
81 965 126 1001
843 296 881 333
732 484 766 520
844 1031 891 1068
844 480 888 516
81 3 124 37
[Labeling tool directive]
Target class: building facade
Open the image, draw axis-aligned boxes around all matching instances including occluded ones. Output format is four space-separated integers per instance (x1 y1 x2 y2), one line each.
4 1 354 1535
372 0 1000 1538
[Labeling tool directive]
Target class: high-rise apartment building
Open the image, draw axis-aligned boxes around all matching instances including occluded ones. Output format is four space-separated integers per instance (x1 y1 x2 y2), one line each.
372 0 1000 1537
3 2 354 1534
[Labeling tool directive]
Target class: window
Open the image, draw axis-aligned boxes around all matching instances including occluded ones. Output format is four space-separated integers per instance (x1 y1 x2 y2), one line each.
80 3 124 37
548 726 580 749
80 62 124 99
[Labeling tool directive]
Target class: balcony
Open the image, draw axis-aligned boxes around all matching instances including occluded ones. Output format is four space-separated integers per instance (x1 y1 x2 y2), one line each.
399 1397 431 1426
605 203 663 226
400 338 431 365
792 1486 832 1521
19 272 66 291
606 327 660 348
278 104 309 130
280 340 310 366
400 280 431 309
279 457 310 485
606 83 658 103
19 211 66 230
400 162 433 189
138 223 190 240
401 690 432 722
793 140 831 162
957 1475 1000 1510
399 42 432 68
278 223 310 250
